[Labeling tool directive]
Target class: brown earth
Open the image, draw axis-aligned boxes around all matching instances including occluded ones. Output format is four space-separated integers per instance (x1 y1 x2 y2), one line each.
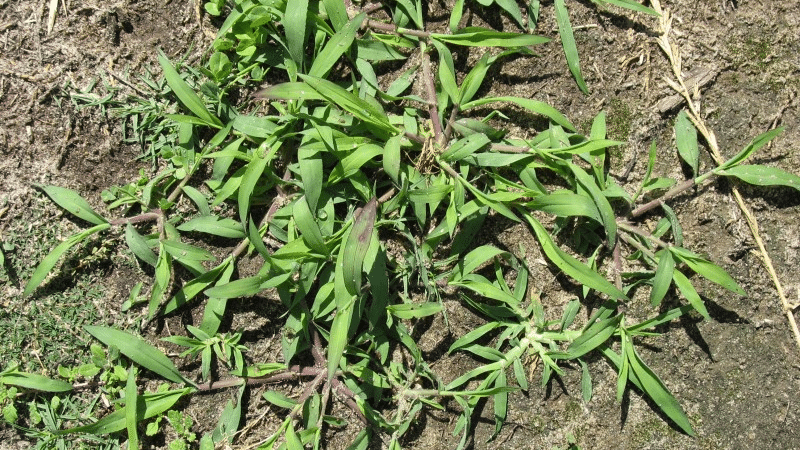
1 0 799 449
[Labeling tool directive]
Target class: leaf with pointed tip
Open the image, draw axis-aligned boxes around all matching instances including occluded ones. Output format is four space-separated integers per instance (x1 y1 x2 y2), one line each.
85 326 194 387
36 185 107 225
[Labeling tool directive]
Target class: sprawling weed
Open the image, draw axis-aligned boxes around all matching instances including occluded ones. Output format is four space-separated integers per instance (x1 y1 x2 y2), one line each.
5 1 798 449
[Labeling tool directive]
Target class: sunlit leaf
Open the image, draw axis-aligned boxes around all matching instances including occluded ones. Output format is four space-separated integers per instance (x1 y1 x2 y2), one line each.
554 0 589 94
36 185 107 225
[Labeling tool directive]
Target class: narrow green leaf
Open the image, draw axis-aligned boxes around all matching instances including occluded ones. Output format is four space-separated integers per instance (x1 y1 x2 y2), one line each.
554 0 588 93
529 192 601 223
322 0 348 31
181 186 211 216
461 96 575 131
125 366 139 450
0 371 72 392
177 216 246 239
579 359 592 402
162 240 215 262
383 135 402 185
671 270 711 320
626 344 695 436
341 197 377 295
566 314 621 359
284 0 309 68
525 214 627 301
293 196 328 255
24 223 110 296
84 326 194 387
594 0 659 15
386 302 443 319
299 75 398 135
674 110 699 177
239 140 277 225
231 115 277 139
257 82 326 101
298 146 323 211
716 127 784 171
716 165 800 192
441 134 491 162
327 303 352 381
430 27 549 48
650 250 675 306
309 12 365 78
569 163 616 246
449 322 502 353
36 185 107 225
449 0 465 32
158 52 222 128
669 247 745 295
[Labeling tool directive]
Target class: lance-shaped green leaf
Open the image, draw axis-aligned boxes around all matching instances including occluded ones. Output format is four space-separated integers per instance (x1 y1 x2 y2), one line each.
341 197 377 296
177 216 246 239
566 314 621 359
451 245 508 282
327 302 353 381
383 134 402 185
298 75 398 135
716 165 800 192
298 146 323 211
57 388 192 435
158 52 222 128
650 250 675 306
595 0 659 15
203 271 293 299
461 96 575 131
529 192 601 223
569 163 616 247
163 258 232 315
525 214 628 301
239 140 278 225
148 242 171 319
441 134 491 162
309 12 365 78
626 342 695 436
125 366 140 449
284 0 309 68
257 82 326 101
714 127 785 172
674 110 699 177
85 326 195 387
293 196 328 255
0 370 72 392
669 247 745 296
430 27 549 47
671 270 710 320
554 0 588 94
162 239 215 262
36 185 107 225
24 223 111 296
387 302 443 319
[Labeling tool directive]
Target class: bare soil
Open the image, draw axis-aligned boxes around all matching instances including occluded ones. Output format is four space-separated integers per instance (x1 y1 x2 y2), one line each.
1 0 799 449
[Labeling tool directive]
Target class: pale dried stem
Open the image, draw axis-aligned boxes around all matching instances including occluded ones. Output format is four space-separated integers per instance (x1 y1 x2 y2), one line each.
651 0 800 349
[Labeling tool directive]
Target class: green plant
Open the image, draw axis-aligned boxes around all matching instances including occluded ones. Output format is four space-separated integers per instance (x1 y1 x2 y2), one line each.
18 0 800 449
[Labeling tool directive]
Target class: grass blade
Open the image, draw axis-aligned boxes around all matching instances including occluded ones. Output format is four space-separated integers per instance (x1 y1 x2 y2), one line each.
594 0 659 15
671 270 710 320
626 342 696 436
716 165 800 192
309 12 365 78
125 366 140 449
650 250 675 307
461 96 575 131
525 214 627 301
36 185 107 225
85 326 195 387
0 371 73 392
284 0 309 68
24 223 110 296
669 247 745 295
674 110 699 177
341 197 377 295
554 0 589 94
716 127 784 171
430 27 549 47
158 52 222 128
